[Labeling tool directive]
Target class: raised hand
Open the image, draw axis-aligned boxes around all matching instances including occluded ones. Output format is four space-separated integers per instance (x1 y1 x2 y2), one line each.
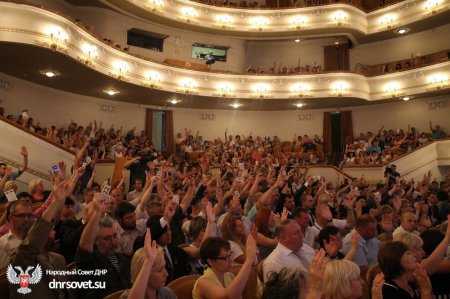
281 207 289 222
371 273 384 299
20 146 28 157
413 265 432 292
245 226 258 264
205 201 215 223
307 249 328 293
144 228 159 262
351 231 362 249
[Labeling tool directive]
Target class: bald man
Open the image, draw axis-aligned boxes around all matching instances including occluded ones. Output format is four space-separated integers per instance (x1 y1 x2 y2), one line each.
393 211 418 239
262 219 315 282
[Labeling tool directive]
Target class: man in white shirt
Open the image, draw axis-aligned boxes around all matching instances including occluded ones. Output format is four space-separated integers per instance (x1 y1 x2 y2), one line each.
304 204 347 248
263 219 315 282
0 199 34 269
393 211 418 239
127 178 144 204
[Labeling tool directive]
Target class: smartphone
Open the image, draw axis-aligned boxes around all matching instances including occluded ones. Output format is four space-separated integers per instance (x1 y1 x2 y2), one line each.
51 164 60 174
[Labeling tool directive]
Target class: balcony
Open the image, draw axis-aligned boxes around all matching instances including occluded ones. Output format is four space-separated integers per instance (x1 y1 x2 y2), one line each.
0 2 449 110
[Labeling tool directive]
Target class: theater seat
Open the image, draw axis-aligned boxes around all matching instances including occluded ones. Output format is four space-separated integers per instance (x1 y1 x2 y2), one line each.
167 274 200 299
103 289 126 299
0 271 9 298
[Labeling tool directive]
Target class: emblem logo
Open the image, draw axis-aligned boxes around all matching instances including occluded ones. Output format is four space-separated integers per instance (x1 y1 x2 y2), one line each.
7 264 42 294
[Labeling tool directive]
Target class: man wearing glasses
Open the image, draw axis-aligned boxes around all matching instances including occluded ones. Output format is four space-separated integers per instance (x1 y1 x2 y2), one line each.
0 198 34 270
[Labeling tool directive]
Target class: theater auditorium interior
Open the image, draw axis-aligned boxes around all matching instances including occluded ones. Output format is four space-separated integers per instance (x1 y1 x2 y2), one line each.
0 0 450 298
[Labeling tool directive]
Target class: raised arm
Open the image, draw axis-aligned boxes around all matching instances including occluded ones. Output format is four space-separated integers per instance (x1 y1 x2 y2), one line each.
78 195 105 252
126 228 158 299
421 215 450 274
19 146 28 173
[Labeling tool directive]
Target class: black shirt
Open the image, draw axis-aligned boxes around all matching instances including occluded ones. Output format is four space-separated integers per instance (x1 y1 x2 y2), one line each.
382 280 420 299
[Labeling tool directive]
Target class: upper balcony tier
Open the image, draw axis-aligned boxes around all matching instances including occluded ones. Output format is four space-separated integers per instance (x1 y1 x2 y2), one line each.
95 0 450 40
1 1 449 110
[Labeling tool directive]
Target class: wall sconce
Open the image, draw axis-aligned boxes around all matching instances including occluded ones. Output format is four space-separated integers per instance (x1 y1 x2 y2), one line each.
427 73 448 89
378 13 397 29
215 14 234 27
147 0 164 11
251 83 271 98
180 7 199 21
424 0 443 13
249 16 270 30
179 77 198 93
111 60 130 79
230 102 242 109
144 70 162 87
384 81 401 97
290 15 308 29
44 26 69 50
80 43 98 65
216 82 235 97
330 10 348 25
330 80 350 96
290 82 311 97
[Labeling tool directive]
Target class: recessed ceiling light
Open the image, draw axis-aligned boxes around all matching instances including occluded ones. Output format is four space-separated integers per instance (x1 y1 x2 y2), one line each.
230 102 242 109
103 88 119 96
402 96 410 101
41 70 58 78
396 27 410 35
294 103 304 108
168 98 180 105
294 38 301 43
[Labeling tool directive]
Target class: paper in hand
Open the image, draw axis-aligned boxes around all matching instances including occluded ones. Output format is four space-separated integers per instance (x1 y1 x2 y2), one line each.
5 189 18 202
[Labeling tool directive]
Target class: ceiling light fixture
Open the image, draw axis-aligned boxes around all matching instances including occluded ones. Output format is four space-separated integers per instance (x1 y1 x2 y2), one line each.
103 88 119 96
168 98 180 104
230 102 242 109
294 103 304 108
402 96 410 101
395 27 410 35
42 71 57 78
294 38 301 43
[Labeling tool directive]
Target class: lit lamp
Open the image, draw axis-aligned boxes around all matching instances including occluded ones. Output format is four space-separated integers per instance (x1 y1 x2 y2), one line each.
290 82 311 97
80 43 99 65
378 13 397 29
384 81 401 98
144 70 162 87
215 14 234 28
424 0 443 13
179 78 198 93
180 7 199 22
249 16 270 31
44 26 69 50
427 73 448 89
111 60 130 79
330 80 350 96
216 82 235 97
230 102 242 109
147 0 164 11
290 15 308 29
330 10 348 26
251 83 271 98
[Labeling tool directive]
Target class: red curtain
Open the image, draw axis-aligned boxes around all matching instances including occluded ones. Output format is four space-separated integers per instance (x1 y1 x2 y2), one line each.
164 110 175 154
323 112 332 155
341 110 354 148
145 109 153 141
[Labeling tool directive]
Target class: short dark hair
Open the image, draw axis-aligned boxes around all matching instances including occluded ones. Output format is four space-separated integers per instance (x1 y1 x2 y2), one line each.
6 199 32 221
114 201 136 220
262 268 302 299
378 241 409 280
16 192 31 200
0 163 6 167
317 225 339 249
189 216 207 240
420 229 444 257
356 215 376 228
291 207 309 219
199 237 230 264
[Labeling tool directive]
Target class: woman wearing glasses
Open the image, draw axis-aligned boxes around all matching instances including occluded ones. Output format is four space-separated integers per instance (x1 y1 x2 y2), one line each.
192 231 257 299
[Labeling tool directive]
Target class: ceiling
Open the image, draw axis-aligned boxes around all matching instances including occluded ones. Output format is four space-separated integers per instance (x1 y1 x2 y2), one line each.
0 42 396 111
62 0 450 44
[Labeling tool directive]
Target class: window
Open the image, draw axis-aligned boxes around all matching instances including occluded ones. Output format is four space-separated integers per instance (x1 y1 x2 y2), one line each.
127 28 168 52
192 43 228 62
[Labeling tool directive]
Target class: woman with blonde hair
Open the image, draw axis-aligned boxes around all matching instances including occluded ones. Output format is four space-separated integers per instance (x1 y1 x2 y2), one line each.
322 259 363 299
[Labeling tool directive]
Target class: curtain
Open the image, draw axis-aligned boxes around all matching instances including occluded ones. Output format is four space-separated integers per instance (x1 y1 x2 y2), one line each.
323 112 332 155
145 109 153 141
164 110 175 154
340 110 354 152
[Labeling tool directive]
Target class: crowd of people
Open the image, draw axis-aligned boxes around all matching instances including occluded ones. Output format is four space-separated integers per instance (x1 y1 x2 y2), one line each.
343 123 447 166
0 117 449 299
